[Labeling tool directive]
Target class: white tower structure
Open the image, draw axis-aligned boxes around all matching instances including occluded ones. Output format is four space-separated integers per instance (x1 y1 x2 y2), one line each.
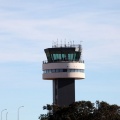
42 42 85 106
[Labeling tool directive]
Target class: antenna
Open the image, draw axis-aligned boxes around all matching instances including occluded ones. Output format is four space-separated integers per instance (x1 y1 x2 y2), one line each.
73 40 74 45
55 42 57 47
53 41 54 47
68 42 69 47
70 41 71 45
52 41 53 47
61 40 62 47
80 41 83 45
57 39 58 47
54 41 56 47
64 39 66 47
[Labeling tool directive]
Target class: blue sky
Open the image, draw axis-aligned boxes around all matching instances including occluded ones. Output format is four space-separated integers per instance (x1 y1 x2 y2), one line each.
0 0 120 120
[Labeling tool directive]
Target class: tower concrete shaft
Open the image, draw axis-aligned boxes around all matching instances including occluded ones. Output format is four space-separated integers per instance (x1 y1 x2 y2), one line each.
53 78 75 106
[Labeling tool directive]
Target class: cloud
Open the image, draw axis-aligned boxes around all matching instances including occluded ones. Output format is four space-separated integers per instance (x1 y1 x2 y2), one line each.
0 12 120 40
0 3 120 63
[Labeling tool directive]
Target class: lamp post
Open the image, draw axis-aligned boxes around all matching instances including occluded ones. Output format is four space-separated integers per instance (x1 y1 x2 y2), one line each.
1 109 7 120
18 106 24 120
6 112 8 120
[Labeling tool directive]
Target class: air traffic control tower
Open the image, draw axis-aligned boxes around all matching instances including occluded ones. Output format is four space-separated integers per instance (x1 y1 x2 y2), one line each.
42 42 85 106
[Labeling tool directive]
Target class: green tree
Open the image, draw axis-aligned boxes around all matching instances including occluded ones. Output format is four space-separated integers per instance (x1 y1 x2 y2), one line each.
39 101 120 120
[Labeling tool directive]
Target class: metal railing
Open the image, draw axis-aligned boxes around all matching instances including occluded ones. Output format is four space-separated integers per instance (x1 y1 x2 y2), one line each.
52 44 81 49
43 60 84 64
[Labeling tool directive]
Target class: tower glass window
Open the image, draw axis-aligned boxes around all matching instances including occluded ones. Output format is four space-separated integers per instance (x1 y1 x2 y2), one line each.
45 47 82 62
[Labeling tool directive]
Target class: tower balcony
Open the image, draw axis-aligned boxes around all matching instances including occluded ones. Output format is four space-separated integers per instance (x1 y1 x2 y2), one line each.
42 62 85 80
43 72 85 80
43 59 84 64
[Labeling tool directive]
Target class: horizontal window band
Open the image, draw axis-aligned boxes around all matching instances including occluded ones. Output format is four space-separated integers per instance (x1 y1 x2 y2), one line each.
43 69 84 73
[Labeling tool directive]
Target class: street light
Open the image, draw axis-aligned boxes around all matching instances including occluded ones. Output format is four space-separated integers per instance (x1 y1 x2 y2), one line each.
18 106 24 120
1 109 7 120
6 112 8 120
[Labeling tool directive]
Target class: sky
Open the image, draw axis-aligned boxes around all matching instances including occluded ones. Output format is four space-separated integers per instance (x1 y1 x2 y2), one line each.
0 0 120 120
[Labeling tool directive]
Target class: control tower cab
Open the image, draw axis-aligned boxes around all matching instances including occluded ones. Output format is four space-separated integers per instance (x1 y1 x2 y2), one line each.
42 43 85 106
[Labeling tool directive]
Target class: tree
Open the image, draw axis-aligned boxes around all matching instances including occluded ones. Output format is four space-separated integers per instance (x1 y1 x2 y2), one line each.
38 101 120 120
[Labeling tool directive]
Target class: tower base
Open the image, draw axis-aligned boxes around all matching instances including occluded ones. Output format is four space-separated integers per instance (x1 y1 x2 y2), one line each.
53 78 75 106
